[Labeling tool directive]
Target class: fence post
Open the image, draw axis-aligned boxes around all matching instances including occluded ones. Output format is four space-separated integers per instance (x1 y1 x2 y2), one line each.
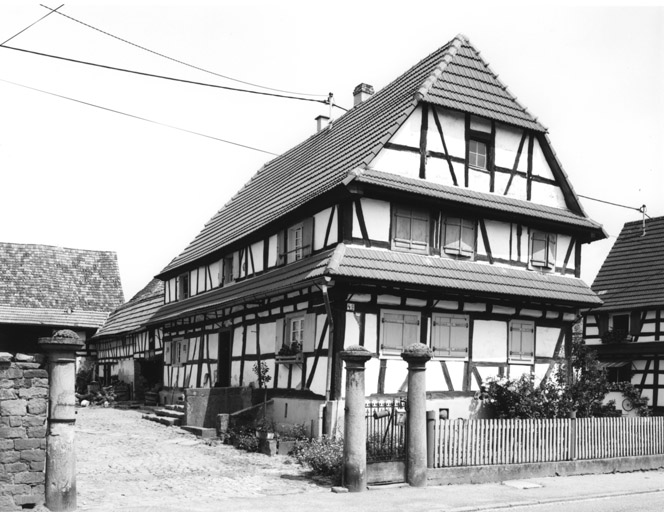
39 330 84 512
340 346 373 492
426 410 436 468
569 416 577 461
401 343 433 487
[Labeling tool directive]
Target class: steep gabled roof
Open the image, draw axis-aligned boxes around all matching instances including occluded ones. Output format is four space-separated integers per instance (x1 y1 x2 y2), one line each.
93 279 164 338
159 34 580 277
591 216 664 312
0 242 124 328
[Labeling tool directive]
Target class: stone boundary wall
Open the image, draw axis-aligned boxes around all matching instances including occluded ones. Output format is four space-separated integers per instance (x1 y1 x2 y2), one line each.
0 352 48 511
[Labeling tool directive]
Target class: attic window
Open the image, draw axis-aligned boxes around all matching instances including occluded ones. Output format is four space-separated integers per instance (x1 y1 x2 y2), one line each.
530 230 557 270
469 140 487 170
178 273 190 300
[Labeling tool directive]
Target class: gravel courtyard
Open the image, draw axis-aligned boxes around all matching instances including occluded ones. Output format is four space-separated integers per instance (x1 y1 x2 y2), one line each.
75 406 328 511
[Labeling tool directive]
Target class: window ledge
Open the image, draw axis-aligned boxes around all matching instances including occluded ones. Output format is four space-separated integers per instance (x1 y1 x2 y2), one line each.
275 353 303 364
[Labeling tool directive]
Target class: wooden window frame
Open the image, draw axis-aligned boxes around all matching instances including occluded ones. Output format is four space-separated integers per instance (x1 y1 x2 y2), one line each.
177 273 190 300
172 338 188 367
509 320 535 363
469 139 488 170
530 230 557 270
380 309 421 356
222 255 235 286
442 217 475 258
391 206 430 254
430 313 469 359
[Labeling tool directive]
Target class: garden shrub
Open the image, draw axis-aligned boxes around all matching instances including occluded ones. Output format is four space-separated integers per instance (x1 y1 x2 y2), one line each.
291 435 343 483
223 426 259 452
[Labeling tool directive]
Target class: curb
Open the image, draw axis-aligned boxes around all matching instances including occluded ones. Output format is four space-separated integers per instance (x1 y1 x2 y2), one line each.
444 487 664 511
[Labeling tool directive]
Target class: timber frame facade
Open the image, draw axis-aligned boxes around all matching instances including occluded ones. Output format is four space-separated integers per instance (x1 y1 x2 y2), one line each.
584 216 664 414
143 34 605 423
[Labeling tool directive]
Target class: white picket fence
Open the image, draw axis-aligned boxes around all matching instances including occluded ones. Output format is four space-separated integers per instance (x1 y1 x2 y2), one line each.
434 417 664 468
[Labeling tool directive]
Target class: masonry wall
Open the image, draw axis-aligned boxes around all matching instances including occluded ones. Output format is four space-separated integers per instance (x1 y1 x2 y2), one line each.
0 353 48 511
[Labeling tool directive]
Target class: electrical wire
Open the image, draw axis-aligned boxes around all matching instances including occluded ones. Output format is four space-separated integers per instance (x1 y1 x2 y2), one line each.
0 77 280 156
578 194 651 219
39 3 328 98
1 4 64 46
0 44 346 110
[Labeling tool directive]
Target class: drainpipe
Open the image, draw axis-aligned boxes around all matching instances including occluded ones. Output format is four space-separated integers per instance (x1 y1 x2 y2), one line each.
322 279 335 402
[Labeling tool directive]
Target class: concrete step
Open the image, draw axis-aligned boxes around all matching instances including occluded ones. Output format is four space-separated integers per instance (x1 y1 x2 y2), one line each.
155 408 185 419
181 426 217 439
164 404 185 412
142 414 181 427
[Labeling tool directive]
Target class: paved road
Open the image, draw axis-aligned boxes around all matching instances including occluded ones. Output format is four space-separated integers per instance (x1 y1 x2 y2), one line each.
487 491 664 512
75 407 328 511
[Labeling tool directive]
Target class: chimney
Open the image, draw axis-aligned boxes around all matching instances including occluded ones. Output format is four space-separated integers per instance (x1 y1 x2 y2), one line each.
315 114 330 132
353 83 374 106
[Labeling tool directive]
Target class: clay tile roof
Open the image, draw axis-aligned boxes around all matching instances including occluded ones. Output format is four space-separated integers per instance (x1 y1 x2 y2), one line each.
93 279 164 337
591 216 664 312
157 34 556 278
0 242 124 328
328 245 601 307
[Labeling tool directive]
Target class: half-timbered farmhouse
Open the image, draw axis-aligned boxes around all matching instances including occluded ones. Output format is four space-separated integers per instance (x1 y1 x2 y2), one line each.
0 242 124 354
584 216 664 414
88 279 164 401
147 34 606 429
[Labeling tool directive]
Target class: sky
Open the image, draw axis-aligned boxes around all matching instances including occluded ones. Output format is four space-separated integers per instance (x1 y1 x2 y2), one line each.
0 1 662 302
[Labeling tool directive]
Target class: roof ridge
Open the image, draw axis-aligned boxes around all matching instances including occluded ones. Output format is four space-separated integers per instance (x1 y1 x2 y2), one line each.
414 34 465 102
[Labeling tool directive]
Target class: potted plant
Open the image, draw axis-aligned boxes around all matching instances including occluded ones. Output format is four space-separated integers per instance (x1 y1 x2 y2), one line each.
252 361 273 438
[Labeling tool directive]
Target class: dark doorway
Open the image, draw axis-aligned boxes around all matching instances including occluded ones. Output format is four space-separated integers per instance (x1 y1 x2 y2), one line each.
217 329 232 387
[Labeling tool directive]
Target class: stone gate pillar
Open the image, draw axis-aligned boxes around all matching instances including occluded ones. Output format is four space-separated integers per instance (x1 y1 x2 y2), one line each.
39 329 84 512
340 345 372 492
401 343 433 487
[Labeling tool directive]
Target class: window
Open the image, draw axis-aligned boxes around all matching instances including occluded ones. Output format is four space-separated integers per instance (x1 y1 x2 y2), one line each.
469 140 487 169
380 310 421 354
431 314 469 358
442 217 475 258
222 255 234 285
177 273 190 300
172 338 188 367
509 320 534 362
287 224 304 263
530 231 557 270
278 314 306 356
392 206 429 253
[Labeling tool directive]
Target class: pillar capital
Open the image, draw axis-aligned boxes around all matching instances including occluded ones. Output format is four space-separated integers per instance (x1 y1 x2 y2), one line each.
38 329 84 356
401 343 433 368
340 345 373 370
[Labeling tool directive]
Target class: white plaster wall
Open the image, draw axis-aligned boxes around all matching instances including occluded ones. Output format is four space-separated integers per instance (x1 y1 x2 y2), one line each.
484 220 511 260
384 359 409 394
344 312 362 347
468 169 491 193
531 138 555 180
251 241 264 273
315 314 329 350
361 198 390 242
196 266 206 294
209 261 221 288
556 235 573 270
364 313 378 353
425 361 447 391
208 333 219 360
244 326 257 355
472 320 508 362
260 321 276 355
476 366 502 389
365 358 380 395
534 363 551 383
232 327 243 357
426 156 457 187
390 106 421 147
536 326 561 358
495 125 526 170
272 397 325 438
309 355 328 396
445 361 466 391
509 365 531 380
370 148 419 178
267 234 278 268
470 115 491 133
505 175 528 201
116 358 135 385
437 108 466 158
531 182 567 209
314 208 332 250
427 397 475 420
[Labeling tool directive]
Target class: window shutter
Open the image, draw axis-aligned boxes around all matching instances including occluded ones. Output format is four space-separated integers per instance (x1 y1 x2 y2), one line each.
164 341 172 365
630 311 641 337
181 339 190 364
450 317 470 356
303 313 316 353
382 313 405 351
531 231 547 267
431 315 451 355
275 318 284 353
460 219 475 256
546 234 557 269
510 321 534 361
277 232 285 265
302 218 314 257
444 218 461 254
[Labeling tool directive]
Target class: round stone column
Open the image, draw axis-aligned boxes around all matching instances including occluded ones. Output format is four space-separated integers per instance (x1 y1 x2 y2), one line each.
401 343 433 487
340 345 372 492
39 329 84 512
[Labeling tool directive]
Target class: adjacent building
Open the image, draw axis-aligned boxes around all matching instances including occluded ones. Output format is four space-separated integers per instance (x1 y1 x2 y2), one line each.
584 216 664 414
0 242 124 354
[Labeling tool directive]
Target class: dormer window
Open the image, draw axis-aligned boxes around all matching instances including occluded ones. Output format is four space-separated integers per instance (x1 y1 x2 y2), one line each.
392 206 429 254
469 140 487 170
288 223 304 263
442 217 475 258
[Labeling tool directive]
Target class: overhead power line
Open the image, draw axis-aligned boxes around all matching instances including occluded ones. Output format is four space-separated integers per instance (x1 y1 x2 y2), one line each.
0 77 280 156
1 3 63 45
578 194 651 219
39 4 327 99
0 44 349 110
